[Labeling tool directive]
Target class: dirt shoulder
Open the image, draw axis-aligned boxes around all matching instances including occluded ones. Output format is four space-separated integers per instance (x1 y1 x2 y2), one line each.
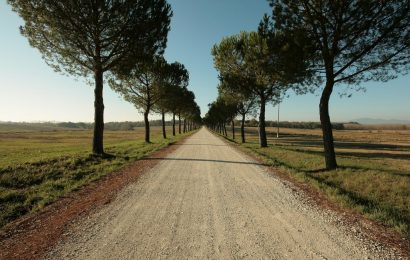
47 128 404 259
217 133 410 258
0 138 185 260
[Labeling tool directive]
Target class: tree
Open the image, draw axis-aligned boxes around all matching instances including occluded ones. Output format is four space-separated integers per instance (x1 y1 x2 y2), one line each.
109 56 166 143
212 31 308 147
268 0 410 169
218 85 240 140
204 97 237 137
204 101 224 135
155 62 189 139
158 81 187 136
218 81 257 143
8 0 172 155
182 100 201 133
179 88 196 133
169 87 184 136
157 84 172 139
222 97 239 140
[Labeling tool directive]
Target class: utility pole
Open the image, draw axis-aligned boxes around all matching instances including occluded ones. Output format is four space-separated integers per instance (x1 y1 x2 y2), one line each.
276 102 280 138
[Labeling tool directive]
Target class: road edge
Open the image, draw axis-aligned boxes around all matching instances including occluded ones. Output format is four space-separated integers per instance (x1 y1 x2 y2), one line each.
208 128 410 258
0 131 196 260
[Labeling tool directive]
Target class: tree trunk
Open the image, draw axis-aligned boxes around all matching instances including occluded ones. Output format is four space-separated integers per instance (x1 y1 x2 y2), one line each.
231 120 235 140
92 67 104 155
178 113 181 134
162 110 166 139
144 111 150 143
183 119 186 133
241 113 246 143
320 80 338 170
224 124 227 136
172 113 176 136
259 96 267 147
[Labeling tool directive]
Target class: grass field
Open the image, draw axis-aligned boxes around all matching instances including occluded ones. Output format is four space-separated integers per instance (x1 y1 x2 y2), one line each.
222 126 410 237
0 126 192 228
344 123 410 131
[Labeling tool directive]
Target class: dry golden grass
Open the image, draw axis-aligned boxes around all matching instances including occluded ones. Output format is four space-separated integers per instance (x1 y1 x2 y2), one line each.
344 124 410 131
0 127 163 167
0 126 191 228
225 126 410 237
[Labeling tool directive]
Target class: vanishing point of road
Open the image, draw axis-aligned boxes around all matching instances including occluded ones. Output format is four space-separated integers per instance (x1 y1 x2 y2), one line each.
47 128 396 259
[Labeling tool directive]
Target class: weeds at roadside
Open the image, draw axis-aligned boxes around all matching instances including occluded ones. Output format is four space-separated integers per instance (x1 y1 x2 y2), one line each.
217 128 410 238
0 129 194 228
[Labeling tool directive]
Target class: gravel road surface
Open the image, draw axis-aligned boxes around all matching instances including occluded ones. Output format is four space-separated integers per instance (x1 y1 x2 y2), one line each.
47 128 399 259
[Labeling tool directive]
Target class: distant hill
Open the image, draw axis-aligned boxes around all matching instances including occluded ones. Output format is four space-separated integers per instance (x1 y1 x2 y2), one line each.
354 118 410 125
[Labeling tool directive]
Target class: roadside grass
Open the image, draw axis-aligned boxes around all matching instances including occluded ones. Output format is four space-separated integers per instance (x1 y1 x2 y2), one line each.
219 127 410 237
0 126 193 228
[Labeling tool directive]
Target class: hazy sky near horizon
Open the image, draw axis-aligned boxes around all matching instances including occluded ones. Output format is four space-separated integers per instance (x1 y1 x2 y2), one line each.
0 1 409 123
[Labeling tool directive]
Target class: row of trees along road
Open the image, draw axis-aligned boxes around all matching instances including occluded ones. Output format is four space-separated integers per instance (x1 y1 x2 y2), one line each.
209 29 310 146
109 56 201 143
8 0 201 153
207 0 410 170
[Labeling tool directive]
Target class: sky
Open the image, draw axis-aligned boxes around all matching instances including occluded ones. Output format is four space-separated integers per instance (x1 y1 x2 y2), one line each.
0 0 409 123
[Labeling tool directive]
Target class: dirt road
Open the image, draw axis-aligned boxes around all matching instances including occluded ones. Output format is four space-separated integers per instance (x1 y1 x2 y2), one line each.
47 128 397 259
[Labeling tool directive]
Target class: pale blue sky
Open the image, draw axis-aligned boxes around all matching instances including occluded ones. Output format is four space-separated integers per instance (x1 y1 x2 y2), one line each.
0 1 409 123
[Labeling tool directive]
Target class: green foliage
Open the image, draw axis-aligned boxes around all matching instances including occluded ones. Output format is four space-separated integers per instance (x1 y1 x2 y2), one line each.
203 96 236 138
218 81 257 120
212 31 279 100
179 89 200 122
155 61 190 114
212 30 310 101
8 0 172 77
211 30 311 146
110 56 168 113
108 56 201 141
269 0 410 85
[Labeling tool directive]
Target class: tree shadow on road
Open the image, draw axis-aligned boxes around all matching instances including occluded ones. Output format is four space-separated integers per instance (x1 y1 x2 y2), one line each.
171 143 228 147
146 157 268 166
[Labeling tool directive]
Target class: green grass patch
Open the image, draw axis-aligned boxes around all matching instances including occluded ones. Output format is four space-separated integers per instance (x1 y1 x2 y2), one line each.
0 127 194 228
217 127 410 238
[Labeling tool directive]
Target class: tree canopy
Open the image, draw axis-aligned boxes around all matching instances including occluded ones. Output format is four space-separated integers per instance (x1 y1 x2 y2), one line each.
8 0 172 76
212 30 309 147
267 0 410 169
8 0 172 154
155 61 190 138
218 81 257 143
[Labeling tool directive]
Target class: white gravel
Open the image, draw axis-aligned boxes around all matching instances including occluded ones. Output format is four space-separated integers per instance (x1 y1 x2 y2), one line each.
47 128 401 259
